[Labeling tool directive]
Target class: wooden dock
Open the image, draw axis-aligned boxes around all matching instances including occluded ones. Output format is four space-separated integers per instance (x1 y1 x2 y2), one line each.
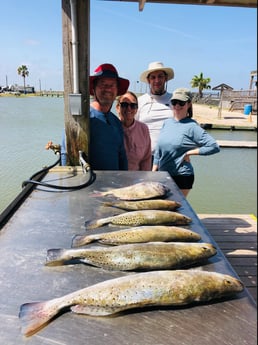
198 214 257 304
217 140 257 148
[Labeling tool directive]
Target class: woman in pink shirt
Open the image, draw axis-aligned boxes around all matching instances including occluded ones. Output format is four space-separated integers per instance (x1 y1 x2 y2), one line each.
116 91 152 171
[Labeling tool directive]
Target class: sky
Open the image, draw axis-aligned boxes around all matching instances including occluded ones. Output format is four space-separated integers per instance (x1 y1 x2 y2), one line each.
0 0 257 93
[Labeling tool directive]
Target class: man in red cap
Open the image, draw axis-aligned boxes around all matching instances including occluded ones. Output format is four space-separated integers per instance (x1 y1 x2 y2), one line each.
89 63 129 170
47 63 129 170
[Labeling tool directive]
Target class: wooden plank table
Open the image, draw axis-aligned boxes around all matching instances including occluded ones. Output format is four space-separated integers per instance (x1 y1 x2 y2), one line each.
0 169 256 345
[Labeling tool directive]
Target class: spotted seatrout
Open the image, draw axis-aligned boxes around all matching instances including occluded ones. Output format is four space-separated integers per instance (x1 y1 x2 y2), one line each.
103 199 181 211
45 242 216 270
90 181 170 200
85 210 192 230
19 269 244 337
72 225 201 247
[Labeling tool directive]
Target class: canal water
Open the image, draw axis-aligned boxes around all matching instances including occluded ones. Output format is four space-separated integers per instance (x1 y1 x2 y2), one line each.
0 96 256 216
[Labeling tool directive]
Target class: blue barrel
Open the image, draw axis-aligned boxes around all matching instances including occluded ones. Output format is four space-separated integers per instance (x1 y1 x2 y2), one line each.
244 104 252 115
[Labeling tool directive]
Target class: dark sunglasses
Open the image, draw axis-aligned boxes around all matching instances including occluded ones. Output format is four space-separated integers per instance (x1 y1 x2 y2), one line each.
171 99 187 107
119 102 138 110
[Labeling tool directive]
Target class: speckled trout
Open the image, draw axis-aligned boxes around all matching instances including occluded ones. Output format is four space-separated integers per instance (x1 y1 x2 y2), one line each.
19 270 244 337
85 210 192 230
45 242 216 270
72 225 201 247
103 199 181 211
90 181 170 200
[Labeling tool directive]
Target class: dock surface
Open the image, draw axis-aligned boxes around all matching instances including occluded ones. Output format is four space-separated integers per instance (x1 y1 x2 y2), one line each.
217 140 257 148
199 214 257 304
0 169 256 345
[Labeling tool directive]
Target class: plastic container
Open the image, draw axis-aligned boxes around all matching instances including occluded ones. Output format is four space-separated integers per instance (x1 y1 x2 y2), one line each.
243 104 252 115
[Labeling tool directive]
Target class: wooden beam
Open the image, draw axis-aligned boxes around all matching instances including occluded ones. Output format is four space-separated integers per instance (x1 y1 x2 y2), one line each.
62 0 90 166
103 0 257 9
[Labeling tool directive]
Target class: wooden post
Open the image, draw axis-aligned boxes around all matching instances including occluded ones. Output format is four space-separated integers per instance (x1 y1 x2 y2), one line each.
62 0 90 166
217 89 223 119
248 114 253 122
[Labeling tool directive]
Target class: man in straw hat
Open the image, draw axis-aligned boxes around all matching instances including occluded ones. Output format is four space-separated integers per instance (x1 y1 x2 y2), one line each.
136 61 174 155
88 63 129 170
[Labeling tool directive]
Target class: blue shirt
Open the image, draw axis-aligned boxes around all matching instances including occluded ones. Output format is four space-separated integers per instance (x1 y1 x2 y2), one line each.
89 106 128 170
153 117 220 176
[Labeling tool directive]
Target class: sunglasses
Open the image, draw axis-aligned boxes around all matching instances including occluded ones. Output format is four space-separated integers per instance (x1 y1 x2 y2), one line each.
119 102 138 110
171 99 187 107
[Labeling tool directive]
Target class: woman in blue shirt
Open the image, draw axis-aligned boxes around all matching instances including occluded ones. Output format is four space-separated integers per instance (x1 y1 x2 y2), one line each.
152 88 220 197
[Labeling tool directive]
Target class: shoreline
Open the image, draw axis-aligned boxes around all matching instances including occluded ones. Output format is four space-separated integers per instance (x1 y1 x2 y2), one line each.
1 92 256 130
192 103 257 130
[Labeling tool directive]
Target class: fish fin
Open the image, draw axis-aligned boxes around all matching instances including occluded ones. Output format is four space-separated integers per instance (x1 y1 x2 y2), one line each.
19 301 59 337
71 304 121 316
45 249 66 266
71 234 92 247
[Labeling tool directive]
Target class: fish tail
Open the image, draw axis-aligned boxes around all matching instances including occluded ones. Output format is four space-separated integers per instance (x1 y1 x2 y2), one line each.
85 217 110 230
72 234 92 247
19 299 60 337
45 249 67 266
89 190 103 197
89 190 112 198
102 201 114 207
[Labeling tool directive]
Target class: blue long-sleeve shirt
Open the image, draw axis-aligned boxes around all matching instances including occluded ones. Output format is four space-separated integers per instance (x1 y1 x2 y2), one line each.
153 117 220 177
60 107 128 170
89 106 128 170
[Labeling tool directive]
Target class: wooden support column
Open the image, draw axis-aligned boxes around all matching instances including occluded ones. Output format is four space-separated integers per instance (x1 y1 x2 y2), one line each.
62 0 90 166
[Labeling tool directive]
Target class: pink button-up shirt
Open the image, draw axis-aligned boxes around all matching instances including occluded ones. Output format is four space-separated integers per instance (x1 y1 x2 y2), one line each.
122 120 152 171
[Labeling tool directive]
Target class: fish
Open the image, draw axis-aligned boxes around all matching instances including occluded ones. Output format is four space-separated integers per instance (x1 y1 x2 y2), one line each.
90 181 170 200
72 225 201 247
45 242 217 270
102 199 182 211
84 210 192 230
19 269 244 337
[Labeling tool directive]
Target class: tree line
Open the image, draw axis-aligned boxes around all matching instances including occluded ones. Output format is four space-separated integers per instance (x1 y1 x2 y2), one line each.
16 64 211 97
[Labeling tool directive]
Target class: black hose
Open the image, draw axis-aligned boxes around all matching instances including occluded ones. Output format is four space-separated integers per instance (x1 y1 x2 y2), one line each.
1 155 96 229
22 155 96 190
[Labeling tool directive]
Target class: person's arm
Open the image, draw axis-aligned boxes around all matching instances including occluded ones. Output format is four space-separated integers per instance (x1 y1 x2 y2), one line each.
183 148 200 162
191 123 220 156
118 127 128 171
139 125 152 171
152 164 158 171
152 148 160 171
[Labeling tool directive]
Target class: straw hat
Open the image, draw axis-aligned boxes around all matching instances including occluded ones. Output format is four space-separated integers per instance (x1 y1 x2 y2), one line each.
140 61 174 83
89 63 130 96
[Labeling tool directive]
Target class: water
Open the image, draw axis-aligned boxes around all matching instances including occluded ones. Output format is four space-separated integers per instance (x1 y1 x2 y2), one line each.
0 96 64 212
0 96 257 216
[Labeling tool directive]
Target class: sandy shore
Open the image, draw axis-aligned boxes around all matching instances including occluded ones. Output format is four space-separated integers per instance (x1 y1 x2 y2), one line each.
192 103 257 129
1 93 256 129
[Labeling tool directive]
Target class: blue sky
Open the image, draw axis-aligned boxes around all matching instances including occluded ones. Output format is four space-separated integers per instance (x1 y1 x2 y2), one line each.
0 0 256 92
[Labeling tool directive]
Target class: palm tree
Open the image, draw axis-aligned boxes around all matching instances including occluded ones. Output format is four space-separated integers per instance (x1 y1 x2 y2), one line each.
17 65 29 94
191 72 211 98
